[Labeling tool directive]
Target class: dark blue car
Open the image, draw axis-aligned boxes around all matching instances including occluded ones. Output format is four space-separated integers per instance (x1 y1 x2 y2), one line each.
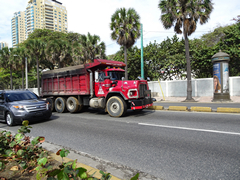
0 90 52 126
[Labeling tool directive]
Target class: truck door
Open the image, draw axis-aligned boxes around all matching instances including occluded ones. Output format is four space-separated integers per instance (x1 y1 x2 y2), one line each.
94 71 108 97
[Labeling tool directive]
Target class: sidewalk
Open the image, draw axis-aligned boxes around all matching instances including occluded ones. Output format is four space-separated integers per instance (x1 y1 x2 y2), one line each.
154 96 240 103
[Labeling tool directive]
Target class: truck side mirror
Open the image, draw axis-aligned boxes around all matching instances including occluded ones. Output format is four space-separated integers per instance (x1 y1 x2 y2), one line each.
147 77 151 81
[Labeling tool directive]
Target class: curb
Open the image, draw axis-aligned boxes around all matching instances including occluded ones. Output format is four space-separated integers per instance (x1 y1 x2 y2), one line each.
148 105 164 110
148 106 240 113
191 107 212 112
169 106 188 111
217 107 240 113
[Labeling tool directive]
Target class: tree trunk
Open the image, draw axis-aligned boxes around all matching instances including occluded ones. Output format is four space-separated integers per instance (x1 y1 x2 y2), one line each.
10 67 13 90
22 60 24 89
124 46 128 80
37 57 40 96
22 69 24 89
183 27 194 101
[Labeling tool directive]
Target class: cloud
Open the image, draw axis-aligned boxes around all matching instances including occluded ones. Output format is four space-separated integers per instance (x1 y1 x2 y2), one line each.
1 0 239 55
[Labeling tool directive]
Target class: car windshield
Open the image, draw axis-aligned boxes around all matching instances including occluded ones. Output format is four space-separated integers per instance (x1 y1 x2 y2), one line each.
5 92 38 102
107 71 125 80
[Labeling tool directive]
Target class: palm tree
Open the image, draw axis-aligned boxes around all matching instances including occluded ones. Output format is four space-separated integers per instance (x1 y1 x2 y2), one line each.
12 47 28 89
77 32 106 63
159 0 213 101
110 8 141 80
24 39 46 95
0 47 15 89
45 39 71 68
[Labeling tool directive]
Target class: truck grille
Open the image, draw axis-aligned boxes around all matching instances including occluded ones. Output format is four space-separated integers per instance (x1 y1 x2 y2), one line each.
25 104 47 112
139 84 147 98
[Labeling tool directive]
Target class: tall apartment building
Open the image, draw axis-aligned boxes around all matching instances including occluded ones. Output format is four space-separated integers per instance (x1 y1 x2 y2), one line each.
11 0 68 47
11 11 26 47
0 42 8 50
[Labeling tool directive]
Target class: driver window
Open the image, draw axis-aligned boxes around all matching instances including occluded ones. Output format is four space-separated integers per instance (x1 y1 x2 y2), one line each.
98 72 105 82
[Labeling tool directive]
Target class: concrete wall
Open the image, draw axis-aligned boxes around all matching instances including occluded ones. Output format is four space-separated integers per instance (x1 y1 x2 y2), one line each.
148 77 240 97
28 77 240 97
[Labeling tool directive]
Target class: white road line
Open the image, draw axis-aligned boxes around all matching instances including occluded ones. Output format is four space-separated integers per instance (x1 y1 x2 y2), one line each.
138 123 240 136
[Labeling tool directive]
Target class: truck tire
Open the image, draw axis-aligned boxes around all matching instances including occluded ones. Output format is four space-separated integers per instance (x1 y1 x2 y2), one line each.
46 98 55 112
55 97 67 113
66 97 80 113
106 96 127 117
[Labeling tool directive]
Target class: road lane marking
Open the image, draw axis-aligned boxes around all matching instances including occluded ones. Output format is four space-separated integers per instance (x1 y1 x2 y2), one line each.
138 123 240 136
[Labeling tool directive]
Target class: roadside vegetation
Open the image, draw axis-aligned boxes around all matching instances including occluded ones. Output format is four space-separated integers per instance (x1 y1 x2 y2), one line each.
0 120 139 180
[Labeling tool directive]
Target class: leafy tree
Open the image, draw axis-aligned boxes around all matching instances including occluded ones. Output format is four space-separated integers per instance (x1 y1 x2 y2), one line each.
110 7 141 80
158 0 213 101
0 47 16 89
45 39 71 68
24 39 46 95
200 26 228 47
218 23 240 76
12 47 29 89
232 15 240 23
77 32 106 63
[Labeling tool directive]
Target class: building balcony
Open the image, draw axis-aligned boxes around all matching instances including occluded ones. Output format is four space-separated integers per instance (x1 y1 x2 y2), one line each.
45 14 53 18
45 4 53 8
45 17 53 21
46 23 53 26
45 11 53 16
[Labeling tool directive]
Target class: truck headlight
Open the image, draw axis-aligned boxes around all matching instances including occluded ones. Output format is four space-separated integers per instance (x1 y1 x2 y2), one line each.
128 89 138 98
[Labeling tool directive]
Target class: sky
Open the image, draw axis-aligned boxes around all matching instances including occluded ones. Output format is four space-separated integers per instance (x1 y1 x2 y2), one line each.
0 0 239 55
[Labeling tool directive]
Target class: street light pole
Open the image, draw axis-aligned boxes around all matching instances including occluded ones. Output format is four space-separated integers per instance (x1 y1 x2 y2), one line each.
25 57 28 89
141 24 144 79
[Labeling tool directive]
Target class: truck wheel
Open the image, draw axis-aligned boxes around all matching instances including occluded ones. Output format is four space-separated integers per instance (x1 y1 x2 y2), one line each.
46 98 55 112
66 97 80 113
107 96 127 117
6 112 15 126
55 97 67 113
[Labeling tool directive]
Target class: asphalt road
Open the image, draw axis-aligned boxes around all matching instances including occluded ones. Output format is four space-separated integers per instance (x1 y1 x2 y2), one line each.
154 101 240 110
1 109 240 180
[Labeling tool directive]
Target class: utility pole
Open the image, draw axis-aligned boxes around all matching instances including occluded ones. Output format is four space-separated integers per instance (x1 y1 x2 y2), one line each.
141 24 144 79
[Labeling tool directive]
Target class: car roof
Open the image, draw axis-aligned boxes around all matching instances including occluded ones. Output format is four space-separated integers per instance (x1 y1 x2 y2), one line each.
2 89 31 93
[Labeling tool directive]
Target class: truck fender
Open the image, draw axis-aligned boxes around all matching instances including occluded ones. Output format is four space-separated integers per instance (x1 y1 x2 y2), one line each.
106 92 127 101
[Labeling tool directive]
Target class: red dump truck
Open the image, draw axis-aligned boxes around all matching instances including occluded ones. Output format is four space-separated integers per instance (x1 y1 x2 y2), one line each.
41 59 154 117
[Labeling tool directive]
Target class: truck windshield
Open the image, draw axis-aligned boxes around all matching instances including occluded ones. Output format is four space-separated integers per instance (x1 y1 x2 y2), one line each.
108 71 125 80
5 92 38 102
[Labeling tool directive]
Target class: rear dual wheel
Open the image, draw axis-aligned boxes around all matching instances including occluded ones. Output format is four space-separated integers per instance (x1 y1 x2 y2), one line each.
66 97 83 113
55 97 67 113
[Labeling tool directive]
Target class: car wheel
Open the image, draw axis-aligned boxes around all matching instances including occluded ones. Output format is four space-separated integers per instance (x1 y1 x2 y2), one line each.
55 97 67 113
6 112 14 126
106 96 127 117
